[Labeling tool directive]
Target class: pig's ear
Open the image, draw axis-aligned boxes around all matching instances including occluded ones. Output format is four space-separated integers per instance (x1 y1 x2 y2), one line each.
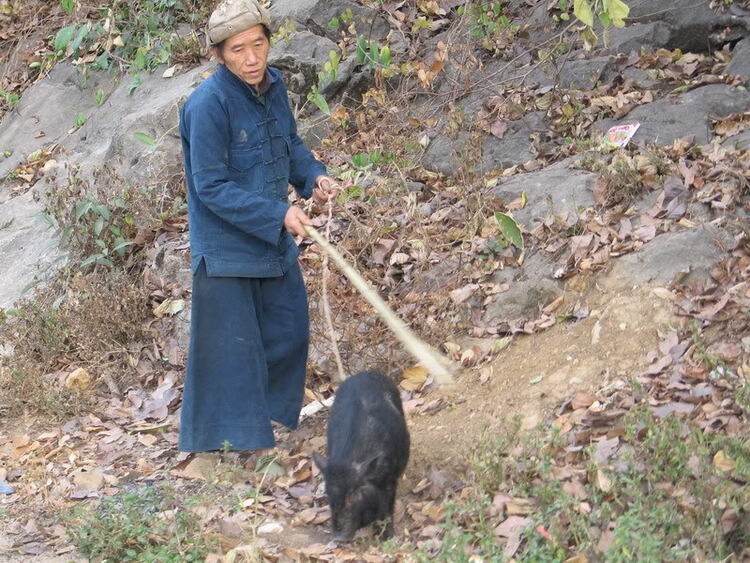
312 451 328 473
353 454 381 480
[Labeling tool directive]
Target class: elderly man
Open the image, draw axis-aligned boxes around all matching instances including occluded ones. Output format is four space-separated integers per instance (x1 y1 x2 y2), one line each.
178 0 336 453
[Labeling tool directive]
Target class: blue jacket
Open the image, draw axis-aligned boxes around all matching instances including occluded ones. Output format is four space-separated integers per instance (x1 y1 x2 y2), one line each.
180 64 327 277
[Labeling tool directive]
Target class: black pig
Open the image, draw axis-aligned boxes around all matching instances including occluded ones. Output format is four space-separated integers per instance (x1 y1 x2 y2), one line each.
312 371 410 541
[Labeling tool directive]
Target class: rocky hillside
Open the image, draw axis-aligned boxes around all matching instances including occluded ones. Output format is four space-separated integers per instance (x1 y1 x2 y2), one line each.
0 0 749 561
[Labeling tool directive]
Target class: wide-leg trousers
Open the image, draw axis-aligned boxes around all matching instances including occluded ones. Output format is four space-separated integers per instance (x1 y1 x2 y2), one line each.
178 258 309 452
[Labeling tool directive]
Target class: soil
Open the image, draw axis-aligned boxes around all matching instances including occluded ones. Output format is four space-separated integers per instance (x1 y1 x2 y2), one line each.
404 279 680 487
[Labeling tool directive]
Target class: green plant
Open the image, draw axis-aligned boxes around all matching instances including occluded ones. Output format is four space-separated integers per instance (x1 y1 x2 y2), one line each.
66 486 214 562
74 113 88 128
271 18 297 44
0 89 20 109
356 36 392 71
572 0 630 28
350 149 389 169
60 0 75 15
94 88 105 106
49 0 215 75
412 405 750 561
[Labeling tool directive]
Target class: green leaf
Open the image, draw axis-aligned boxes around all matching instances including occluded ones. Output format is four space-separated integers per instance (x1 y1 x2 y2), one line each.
134 48 147 70
34 212 58 230
96 257 114 267
133 132 156 146
112 240 135 253
573 0 594 26
598 11 612 27
604 0 629 27
60 0 74 15
75 200 93 220
95 204 110 221
306 87 330 115
379 45 391 67
53 25 76 52
93 216 104 236
95 88 105 106
80 254 101 267
337 184 364 203
95 239 107 249
356 35 368 64
127 73 142 95
70 24 89 54
494 212 524 250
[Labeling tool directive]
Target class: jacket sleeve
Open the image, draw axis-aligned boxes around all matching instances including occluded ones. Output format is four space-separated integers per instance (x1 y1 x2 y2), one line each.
283 92 327 199
182 90 289 246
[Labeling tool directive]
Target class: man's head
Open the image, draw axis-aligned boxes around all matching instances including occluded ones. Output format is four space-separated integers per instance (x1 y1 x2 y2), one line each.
207 0 272 88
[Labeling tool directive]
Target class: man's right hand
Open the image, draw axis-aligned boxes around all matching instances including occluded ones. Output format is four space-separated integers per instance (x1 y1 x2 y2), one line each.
284 206 312 237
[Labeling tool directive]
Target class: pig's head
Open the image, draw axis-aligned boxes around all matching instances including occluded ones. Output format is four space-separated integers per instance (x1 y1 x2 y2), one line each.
312 452 382 542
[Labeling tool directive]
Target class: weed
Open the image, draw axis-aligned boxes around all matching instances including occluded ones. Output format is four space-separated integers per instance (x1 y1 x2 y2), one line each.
73 113 88 128
49 0 214 77
415 406 750 560
0 89 20 109
458 1 519 54
66 485 215 562
0 271 150 417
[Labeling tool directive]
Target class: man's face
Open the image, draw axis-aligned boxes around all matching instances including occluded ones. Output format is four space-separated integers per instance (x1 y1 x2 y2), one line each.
215 24 269 87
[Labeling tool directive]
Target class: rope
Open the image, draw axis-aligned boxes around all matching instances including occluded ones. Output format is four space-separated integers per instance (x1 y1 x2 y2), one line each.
305 224 455 386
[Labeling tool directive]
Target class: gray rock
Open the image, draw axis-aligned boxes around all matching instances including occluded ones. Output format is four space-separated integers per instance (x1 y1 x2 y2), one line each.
722 129 750 151
420 133 470 177
594 84 750 146
627 0 724 52
598 22 672 55
491 157 597 227
482 112 546 171
405 181 427 193
269 0 389 42
0 190 64 309
269 31 339 94
726 37 750 81
0 63 116 179
554 57 611 89
604 225 735 288
483 252 562 321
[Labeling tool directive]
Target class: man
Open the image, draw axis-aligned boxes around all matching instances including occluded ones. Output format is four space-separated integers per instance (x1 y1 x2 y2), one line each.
178 0 337 453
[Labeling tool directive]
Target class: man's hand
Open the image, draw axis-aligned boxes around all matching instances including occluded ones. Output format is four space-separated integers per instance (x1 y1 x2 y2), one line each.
312 175 340 205
284 206 312 237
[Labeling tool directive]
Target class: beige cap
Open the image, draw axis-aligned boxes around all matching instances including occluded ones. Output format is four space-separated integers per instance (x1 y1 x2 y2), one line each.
207 0 272 45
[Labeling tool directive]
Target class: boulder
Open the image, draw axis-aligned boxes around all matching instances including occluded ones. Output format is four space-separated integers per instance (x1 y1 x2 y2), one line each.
726 37 750 82
603 225 735 288
483 251 563 321
598 21 672 55
268 0 389 42
482 112 545 171
491 158 597 228
594 84 750 146
0 189 63 309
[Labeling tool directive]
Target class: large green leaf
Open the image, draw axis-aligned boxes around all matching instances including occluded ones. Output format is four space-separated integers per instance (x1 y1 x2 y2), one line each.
604 0 629 27
133 132 156 146
494 212 524 250
54 25 77 52
573 0 594 26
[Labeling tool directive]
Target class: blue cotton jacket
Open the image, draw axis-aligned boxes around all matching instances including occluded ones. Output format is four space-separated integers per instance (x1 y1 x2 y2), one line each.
180 64 327 277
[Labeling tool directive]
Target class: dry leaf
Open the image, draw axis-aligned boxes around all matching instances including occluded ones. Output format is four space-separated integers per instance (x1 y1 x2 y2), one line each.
400 365 428 391
713 450 735 473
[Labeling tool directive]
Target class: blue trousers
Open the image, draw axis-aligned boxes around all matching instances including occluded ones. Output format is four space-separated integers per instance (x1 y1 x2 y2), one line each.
178 259 309 452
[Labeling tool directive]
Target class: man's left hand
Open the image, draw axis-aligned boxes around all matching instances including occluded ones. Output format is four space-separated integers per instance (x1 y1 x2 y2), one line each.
312 175 339 205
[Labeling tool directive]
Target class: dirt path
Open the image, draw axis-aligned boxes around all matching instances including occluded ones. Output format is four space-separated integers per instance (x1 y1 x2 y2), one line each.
405 281 680 485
